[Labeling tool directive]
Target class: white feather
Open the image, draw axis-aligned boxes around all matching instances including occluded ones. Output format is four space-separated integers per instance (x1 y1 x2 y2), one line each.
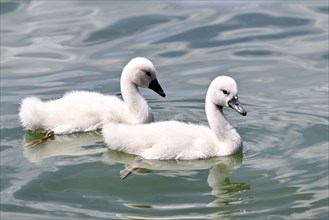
19 57 165 134
103 76 247 160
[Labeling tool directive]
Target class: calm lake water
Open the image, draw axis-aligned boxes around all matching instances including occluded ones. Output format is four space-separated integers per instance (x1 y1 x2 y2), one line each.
1 1 328 219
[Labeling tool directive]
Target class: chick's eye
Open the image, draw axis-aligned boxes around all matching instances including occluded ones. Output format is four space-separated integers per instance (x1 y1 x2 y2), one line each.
222 90 228 95
145 71 151 77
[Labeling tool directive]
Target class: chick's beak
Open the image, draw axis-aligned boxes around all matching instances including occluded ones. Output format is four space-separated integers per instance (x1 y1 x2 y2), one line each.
228 96 247 116
149 79 166 97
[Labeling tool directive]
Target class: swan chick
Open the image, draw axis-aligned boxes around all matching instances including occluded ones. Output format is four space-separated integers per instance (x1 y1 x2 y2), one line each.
103 76 247 160
19 57 166 140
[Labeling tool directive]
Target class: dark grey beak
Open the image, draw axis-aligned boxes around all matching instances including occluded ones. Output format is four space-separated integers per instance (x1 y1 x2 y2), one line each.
228 96 247 116
149 79 166 97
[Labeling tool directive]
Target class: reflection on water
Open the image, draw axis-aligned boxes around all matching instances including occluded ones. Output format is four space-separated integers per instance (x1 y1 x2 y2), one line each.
104 149 242 175
23 131 106 163
1 1 328 219
21 130 247 219
104 150 248 219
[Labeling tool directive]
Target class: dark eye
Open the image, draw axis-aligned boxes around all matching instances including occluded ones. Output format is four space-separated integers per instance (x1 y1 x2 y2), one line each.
145 71 151 77
222 90 228 95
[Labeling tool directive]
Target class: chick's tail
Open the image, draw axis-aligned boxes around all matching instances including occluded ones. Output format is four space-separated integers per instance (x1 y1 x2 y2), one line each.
19 97 44 130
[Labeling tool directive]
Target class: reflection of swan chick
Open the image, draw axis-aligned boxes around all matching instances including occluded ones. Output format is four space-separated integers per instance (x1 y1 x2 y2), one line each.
19 57 166 135
24 132 107 163
103 76 247 160
103 149 243 179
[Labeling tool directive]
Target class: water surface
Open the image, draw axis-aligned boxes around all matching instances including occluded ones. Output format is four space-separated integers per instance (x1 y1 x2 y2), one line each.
1 1 328 219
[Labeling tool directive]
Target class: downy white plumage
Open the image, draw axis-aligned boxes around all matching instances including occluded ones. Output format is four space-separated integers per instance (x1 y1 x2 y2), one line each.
103 76 247 160
19 57 165 135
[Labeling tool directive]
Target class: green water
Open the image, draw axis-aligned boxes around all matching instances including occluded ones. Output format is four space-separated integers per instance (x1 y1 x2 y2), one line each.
1 1 328 219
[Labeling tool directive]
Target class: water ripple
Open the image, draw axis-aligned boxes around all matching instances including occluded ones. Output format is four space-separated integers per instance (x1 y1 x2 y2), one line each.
1 1 328 220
